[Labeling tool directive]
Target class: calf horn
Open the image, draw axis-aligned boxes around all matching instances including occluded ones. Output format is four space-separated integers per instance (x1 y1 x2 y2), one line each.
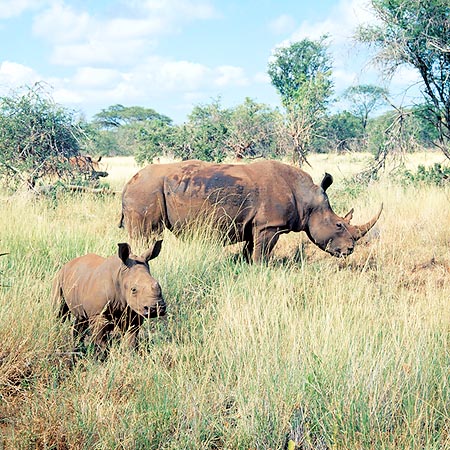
353 203 383 240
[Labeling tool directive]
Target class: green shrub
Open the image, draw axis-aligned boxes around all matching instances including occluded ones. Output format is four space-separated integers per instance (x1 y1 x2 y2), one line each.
398 163 450 186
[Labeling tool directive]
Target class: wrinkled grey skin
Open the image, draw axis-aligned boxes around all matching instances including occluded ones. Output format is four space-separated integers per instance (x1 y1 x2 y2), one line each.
119 160 382 263
53 241 166 354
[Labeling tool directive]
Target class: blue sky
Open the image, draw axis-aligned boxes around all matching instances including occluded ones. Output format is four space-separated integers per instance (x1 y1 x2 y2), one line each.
0 0 422 123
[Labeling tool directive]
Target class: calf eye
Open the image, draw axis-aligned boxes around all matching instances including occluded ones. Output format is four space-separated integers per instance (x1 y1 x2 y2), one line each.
336 222 343 229
131 287 137 294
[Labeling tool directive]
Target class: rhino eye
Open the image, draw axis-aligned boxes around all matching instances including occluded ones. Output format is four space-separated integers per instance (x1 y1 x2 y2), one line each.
131 287 137 294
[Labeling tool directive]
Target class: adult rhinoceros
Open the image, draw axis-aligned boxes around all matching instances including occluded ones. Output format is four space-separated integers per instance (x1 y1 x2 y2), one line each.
119 160 382 263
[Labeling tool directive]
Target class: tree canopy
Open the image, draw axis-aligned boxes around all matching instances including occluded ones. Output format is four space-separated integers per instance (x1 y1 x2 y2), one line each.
0 84 89 188
343 84 388 130
93 104 172 129
268 37 334 164
355 0 450 158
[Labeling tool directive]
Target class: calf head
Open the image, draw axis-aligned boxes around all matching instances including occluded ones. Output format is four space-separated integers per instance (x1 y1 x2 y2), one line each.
306 173 383 257
118 241 166 317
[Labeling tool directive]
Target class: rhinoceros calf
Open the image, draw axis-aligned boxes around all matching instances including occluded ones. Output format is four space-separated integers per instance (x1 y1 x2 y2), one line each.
119 159 382 263
53 241 166 353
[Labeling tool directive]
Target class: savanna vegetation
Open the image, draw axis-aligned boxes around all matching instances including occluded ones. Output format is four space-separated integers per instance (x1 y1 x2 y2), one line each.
0 153 448 449
0 0 449 448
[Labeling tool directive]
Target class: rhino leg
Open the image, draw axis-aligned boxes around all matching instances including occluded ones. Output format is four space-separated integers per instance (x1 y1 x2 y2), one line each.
73 316 89 353
89 315 114 356
242 240 254 263
118 309 143 350
252 228 281 263
125 210 165 245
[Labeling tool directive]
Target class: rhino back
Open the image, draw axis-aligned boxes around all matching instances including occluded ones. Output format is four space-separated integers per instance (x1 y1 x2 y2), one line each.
162 160 309 232
162 162 259 230
60 254 119 318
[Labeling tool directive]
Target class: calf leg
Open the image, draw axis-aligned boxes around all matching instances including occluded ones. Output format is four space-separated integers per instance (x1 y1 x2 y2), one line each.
119 310 143 351
89 315 114 358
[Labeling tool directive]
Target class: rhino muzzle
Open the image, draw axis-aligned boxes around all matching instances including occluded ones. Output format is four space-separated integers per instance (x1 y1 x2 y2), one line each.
143 300 166 318
325 240 355 258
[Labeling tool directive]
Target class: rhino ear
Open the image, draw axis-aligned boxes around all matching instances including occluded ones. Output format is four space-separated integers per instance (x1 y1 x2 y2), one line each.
142 240 163 262
118 243 131 265
321 173 333 192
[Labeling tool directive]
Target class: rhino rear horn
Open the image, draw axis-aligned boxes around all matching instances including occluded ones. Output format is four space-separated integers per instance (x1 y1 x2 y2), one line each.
353 204 383 240
343 208 354 222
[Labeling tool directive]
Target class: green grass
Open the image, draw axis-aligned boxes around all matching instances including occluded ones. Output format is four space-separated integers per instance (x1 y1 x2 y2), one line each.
0 155 449 449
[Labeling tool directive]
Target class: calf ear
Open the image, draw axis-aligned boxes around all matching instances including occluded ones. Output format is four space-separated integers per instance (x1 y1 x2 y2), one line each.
143 240 163 262
321 173 333 192
118 243 131 265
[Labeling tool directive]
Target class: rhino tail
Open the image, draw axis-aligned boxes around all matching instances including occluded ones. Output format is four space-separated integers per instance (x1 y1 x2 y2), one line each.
118 211 124 229
58 297 70 320
52 274 70 320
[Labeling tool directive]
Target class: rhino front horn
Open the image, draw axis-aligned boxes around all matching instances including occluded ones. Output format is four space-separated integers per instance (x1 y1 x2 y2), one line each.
353 203 383 240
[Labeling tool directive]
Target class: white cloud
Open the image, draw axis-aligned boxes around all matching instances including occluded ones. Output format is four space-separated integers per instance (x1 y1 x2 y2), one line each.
51 39 151 66
269 14 296 35
52 87 83 105
0 0 48 19
214 66 248 88
333 68 358 91
289 0 374 45
31 0 218 67
32 2 91 43
138 0 218 21
390 65 422 87
27 55 250 119
253 71 271 84
72 67 124 88
269 0 406 99
0 61 40 91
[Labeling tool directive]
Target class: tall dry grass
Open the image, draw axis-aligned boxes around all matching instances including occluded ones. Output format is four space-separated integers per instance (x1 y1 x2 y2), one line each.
0 153 448 449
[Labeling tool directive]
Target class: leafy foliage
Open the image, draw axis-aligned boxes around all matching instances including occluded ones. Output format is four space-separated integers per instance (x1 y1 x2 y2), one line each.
315 111 365 153
355 0 450 158
135 98 279 164
93 104 172 129
343 84 388 130
135 120 180 165
268 37 334 163
398 163 450 186
0 84 89 188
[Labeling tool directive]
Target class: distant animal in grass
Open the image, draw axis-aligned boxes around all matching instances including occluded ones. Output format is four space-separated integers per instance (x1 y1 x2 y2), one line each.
68 154 108 180
52 241 166 355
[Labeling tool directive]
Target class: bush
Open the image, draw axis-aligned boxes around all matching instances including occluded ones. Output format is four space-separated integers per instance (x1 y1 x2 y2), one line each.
398 163 450 186
0 83 90 188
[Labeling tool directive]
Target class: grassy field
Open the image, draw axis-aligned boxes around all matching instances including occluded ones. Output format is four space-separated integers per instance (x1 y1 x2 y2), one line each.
0 152 449 449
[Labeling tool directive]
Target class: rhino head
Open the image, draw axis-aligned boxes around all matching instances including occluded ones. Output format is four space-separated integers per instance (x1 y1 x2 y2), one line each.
118 241 166 317
306 173 383 258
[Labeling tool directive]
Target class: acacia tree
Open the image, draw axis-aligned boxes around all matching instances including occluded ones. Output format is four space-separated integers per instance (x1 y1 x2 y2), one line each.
0 83 88 188
343 84 388 131
93 104 172 129
268 37 333 164
223 98 279 160
134 98 279 164
355 0 450 159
